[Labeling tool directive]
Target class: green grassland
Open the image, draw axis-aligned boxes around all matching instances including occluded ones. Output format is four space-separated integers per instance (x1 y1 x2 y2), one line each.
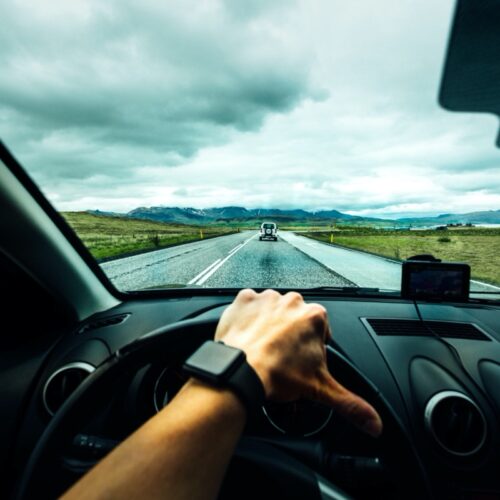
303 227 500 286
206 218 333 230
62 212 235 261
60 212 500 286
206 218 391 230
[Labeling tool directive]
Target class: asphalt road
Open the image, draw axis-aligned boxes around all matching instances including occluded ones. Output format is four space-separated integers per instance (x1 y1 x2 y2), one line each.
101 231 499 293
279 232 400 289
101 231 351 290
280 232 500 293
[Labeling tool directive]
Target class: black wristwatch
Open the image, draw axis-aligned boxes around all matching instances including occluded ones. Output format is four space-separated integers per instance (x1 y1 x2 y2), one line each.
183 340 265 415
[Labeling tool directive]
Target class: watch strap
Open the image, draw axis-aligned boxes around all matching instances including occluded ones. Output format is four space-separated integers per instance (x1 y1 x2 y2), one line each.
225 356 265 415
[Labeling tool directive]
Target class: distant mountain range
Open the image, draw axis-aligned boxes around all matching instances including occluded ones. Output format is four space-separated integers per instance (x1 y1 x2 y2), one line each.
88 206 500 226
397 210 500 225
122 206 367 224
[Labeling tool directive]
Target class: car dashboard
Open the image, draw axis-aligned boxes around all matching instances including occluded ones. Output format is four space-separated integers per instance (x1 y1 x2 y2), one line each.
10 292 500 499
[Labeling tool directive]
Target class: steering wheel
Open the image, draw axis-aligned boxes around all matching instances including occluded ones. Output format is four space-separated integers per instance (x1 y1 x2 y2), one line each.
15 317 430 499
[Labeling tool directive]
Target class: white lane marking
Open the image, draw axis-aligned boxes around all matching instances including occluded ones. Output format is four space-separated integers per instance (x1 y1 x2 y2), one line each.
187 258 222 285
470 279 500 291
228 243 243 254
196 234 257 285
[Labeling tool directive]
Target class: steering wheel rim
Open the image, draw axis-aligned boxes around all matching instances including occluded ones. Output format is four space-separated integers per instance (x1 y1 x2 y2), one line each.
15 317 430 500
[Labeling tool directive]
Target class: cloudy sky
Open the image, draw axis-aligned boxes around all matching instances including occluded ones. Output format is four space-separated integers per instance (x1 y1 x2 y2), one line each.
1 0 499 218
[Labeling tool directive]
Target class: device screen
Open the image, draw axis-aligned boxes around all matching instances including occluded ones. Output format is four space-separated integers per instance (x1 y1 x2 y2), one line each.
402 262 470 301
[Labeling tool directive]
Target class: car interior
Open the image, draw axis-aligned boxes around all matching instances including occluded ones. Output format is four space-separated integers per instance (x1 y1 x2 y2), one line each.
1 1 500 499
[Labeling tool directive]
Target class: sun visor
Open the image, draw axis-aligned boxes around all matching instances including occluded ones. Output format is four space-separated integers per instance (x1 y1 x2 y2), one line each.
439 0 500 147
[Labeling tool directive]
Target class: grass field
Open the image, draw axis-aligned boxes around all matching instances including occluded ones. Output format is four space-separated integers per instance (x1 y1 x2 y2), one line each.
62 212 235 261
303 227 500 286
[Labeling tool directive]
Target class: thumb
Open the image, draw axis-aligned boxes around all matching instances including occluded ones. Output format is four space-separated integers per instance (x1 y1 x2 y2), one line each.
314 370 383 438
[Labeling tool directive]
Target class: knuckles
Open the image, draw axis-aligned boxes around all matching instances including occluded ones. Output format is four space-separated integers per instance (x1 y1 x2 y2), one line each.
306 303 328 323
261 288 280 299
236 288 258 301
305 304 329 337
283 291 304 304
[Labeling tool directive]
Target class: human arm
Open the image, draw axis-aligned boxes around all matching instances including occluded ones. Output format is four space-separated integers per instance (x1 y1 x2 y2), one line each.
62 378 246 500
62 289 382 500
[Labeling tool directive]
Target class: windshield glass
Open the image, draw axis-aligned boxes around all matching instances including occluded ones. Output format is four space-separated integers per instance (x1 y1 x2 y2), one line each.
1 0 499 294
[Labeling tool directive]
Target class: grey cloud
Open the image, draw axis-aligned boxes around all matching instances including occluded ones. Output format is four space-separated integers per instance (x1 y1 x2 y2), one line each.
0 0 499 216
0 0 316 181
222 0 295 21
172 188 188 196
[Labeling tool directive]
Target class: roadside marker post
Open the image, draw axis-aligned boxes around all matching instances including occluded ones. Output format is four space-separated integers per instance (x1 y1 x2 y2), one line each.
200 229 204 239
330 233 334 244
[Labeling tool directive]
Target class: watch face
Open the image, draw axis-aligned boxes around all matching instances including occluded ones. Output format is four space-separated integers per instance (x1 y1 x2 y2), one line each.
185 341 244 377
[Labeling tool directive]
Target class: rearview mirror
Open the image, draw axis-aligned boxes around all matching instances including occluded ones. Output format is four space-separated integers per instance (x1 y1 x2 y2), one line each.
439 0 500 147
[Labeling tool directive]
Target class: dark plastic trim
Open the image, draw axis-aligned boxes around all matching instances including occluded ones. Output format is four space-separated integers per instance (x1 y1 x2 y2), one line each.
0 140 125 300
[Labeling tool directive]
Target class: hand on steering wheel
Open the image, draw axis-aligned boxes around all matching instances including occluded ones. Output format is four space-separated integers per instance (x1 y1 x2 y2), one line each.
215 289 383 437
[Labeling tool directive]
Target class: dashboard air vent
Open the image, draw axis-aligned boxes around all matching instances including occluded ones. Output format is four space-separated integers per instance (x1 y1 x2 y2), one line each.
363 318 489 341
78 313 130 334
424 391 487 456
43 362 95 416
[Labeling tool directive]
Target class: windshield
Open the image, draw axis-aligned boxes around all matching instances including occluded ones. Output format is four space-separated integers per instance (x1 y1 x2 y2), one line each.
1 1 499 294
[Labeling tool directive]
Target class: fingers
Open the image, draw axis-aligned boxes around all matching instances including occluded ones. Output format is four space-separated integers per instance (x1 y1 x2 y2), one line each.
314 370 383 438
283 291 304 304
305 303 329 341
235 288 258 302
324 317 333 341
222 290 382 438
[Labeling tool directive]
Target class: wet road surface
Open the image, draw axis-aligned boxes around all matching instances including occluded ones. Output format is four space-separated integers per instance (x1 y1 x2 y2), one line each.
101 231 350 290
101 231 498 293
